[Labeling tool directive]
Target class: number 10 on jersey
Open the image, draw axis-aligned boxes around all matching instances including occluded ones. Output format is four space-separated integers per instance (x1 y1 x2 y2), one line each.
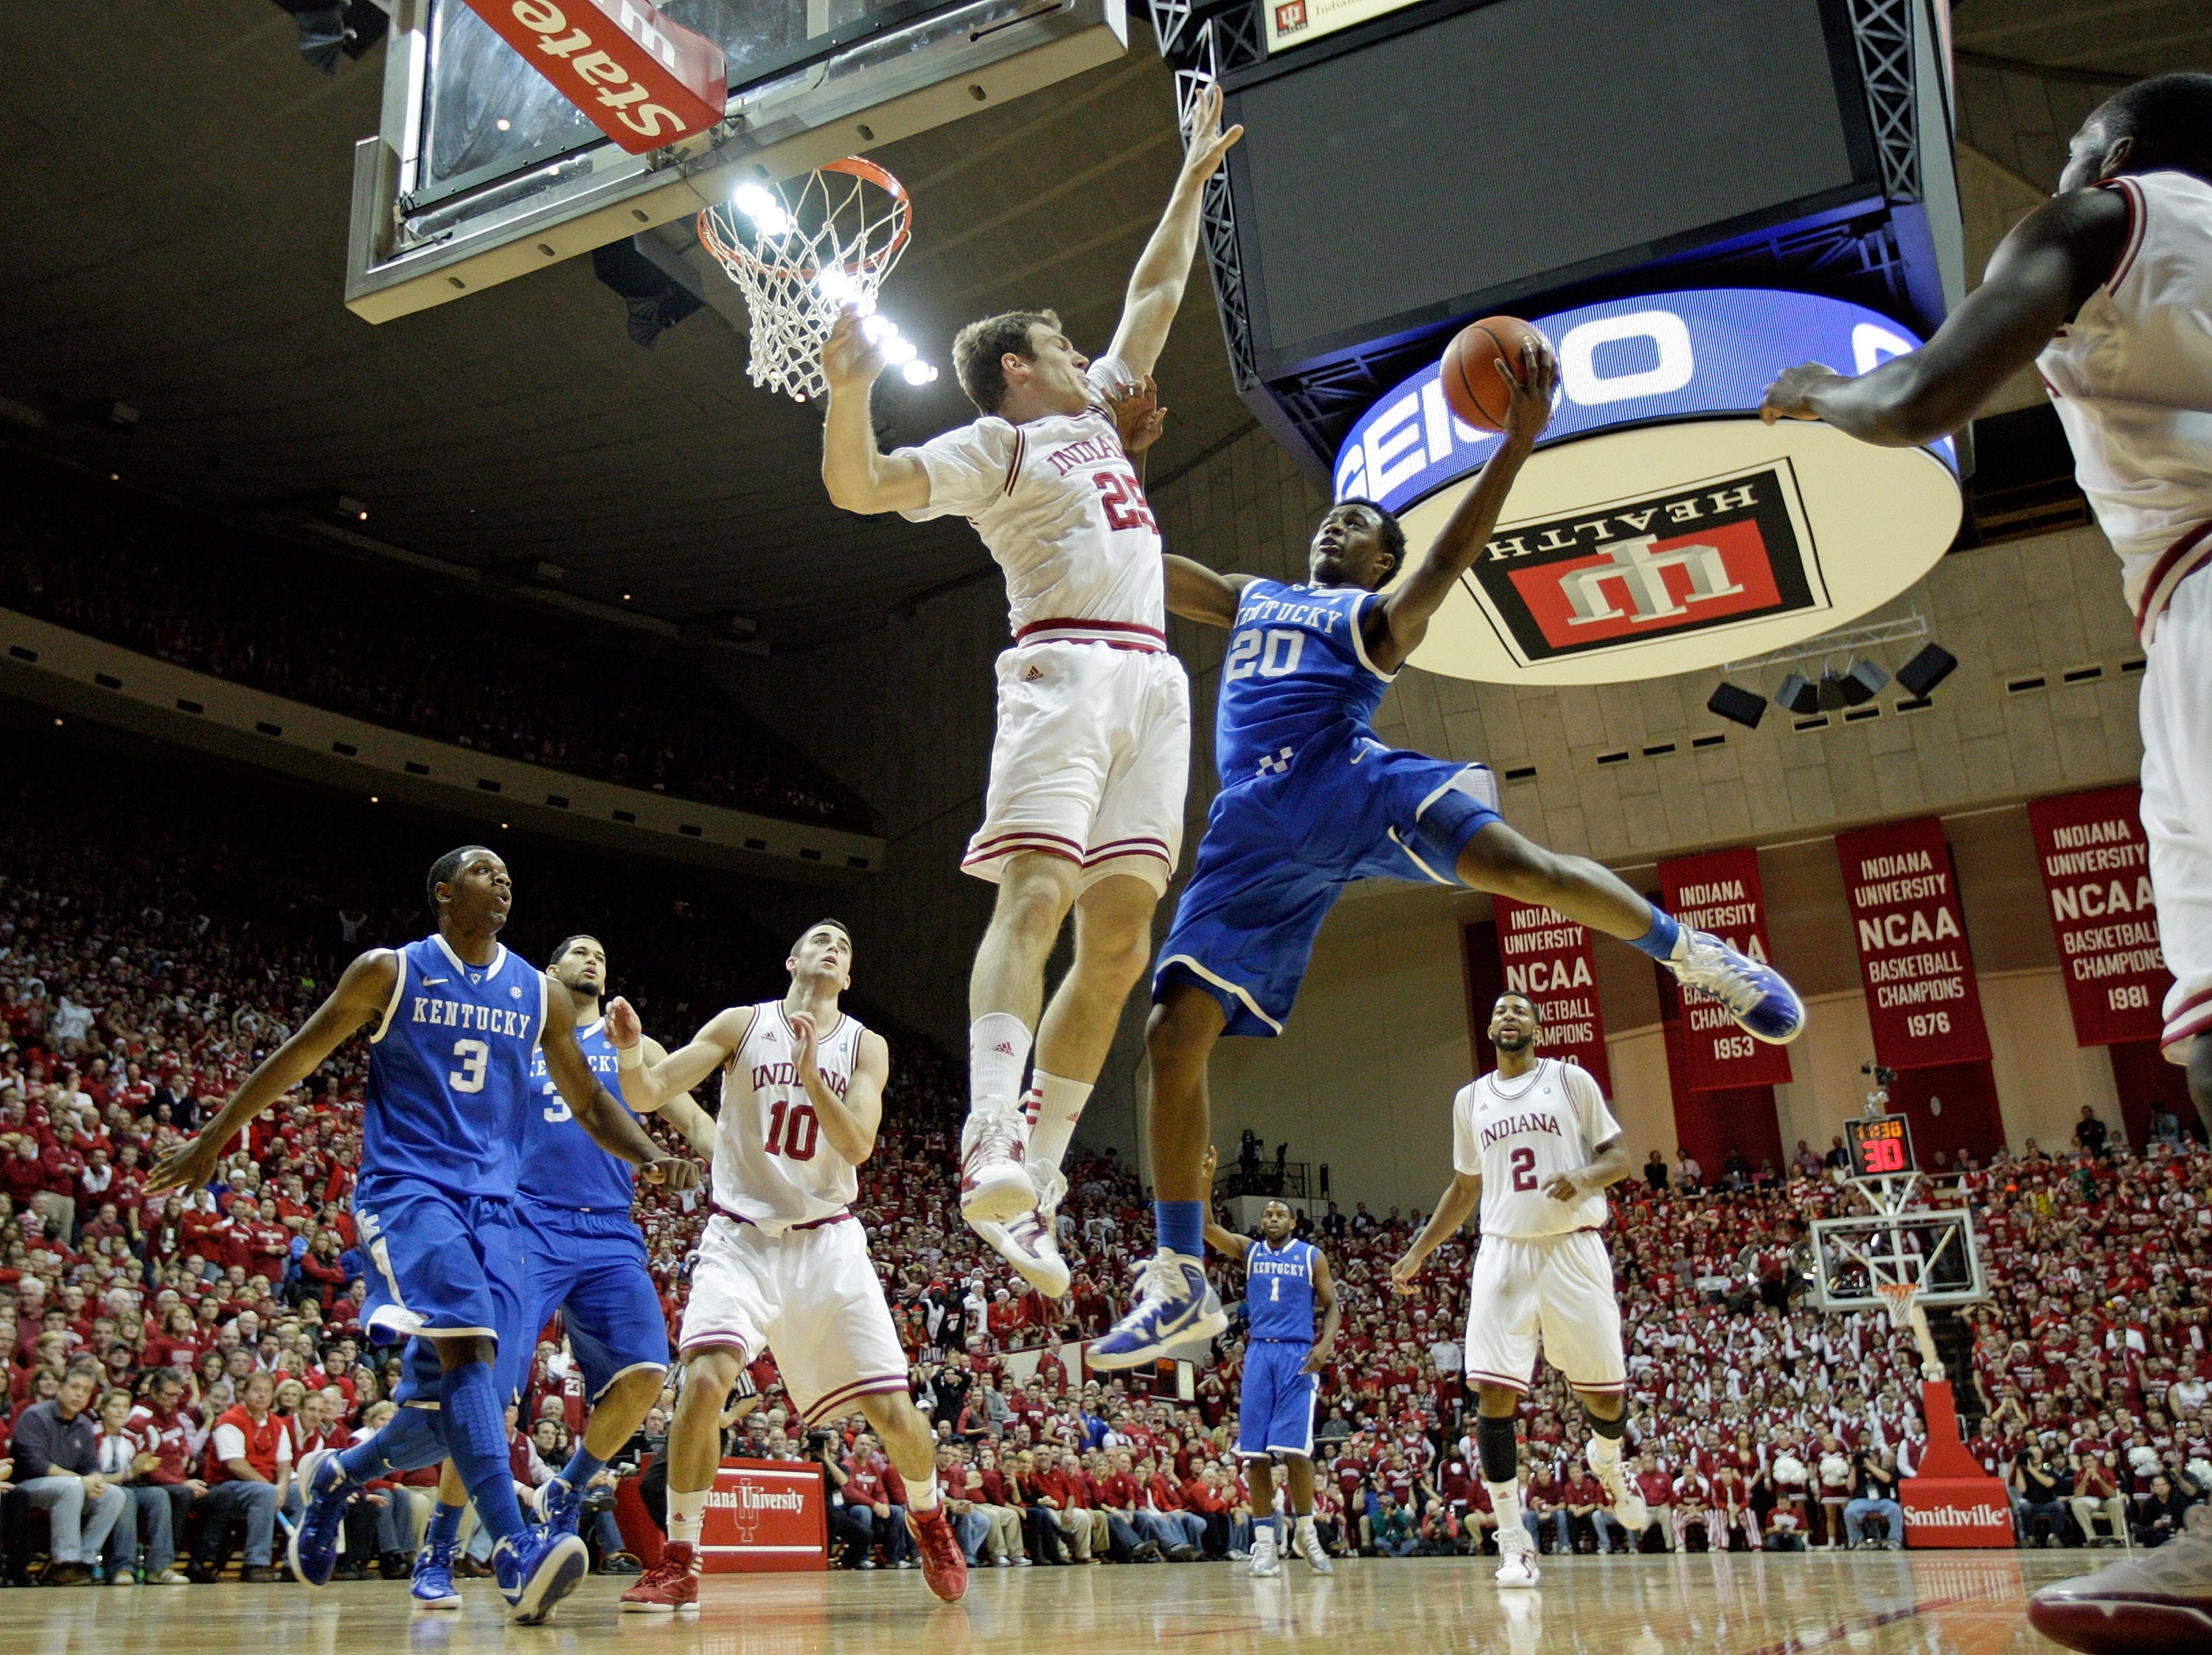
766 1099 818 1162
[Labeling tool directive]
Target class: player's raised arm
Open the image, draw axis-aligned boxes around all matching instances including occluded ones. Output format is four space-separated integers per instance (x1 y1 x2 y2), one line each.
625 1003 755 1108
821 308 932 514
148 948 400 1195
1197 1145 1251 1257
1303 1247 1341 1375
1390 1171 1480 1295
793 1016 887 1166
541 974 699 1189
1759 187 2128 445
1166 555 1254 629
1372 334 1557 671
1105 83 1243 380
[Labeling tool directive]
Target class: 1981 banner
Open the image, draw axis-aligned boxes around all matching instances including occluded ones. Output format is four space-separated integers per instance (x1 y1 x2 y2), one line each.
2025 786 2170 1047
1835 817 1992 1066
1492 896 1613 1094
1658 847 1792 1089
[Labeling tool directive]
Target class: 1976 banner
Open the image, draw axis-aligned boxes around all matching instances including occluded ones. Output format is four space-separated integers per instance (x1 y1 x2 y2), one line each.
1834 817 1991 1066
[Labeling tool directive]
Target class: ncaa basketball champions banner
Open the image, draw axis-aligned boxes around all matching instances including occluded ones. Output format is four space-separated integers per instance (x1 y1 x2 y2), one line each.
1658 847 1791 1089
2026 787 2171 1046
1492 897 1613 1094
1835 818 1992 1068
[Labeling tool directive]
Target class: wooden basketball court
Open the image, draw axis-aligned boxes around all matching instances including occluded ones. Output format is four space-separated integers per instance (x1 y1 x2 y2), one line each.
27 1552 2082 1655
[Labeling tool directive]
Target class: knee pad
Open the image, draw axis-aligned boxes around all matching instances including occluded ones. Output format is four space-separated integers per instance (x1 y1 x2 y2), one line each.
1586 1407 1627 1441
1476 1414 1519 1484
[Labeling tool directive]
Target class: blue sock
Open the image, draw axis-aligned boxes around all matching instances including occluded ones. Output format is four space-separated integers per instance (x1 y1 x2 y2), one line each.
559 1444 607 1488
442 1360 529 1546
1156 1201 1204 1258
1627 905 1681 961
338 1402 446 1483
425 1500 465 1556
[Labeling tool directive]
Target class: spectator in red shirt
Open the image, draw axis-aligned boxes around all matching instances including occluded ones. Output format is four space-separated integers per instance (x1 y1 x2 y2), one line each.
197 1370 288 1580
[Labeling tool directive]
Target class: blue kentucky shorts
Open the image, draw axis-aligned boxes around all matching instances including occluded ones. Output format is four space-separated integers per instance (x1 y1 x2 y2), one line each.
1237 1339 1321 1458
1156 722 1500 1037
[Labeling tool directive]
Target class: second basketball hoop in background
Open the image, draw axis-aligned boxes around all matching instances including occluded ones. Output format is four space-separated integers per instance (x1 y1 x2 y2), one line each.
697 157 936 403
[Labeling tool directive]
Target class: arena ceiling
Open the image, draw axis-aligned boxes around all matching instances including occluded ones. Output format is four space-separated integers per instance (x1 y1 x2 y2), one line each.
0 1 2205 650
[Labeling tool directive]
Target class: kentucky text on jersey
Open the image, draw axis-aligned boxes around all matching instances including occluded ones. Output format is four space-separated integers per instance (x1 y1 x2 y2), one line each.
521 1018 638 1211
410 997 535 1037
1215 580 1390 785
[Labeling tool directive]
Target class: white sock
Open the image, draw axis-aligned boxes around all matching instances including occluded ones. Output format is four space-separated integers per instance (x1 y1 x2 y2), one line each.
905 1471 940 1513
1589 1432 1622 1471
1025 1070 1092 1168
1486 1479 1523 1539
669 1486 708 1548
1294 1512 1315 1538
969 1013 1032 1110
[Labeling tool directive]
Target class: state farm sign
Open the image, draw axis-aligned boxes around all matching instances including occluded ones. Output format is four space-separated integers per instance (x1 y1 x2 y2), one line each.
461 0 726 154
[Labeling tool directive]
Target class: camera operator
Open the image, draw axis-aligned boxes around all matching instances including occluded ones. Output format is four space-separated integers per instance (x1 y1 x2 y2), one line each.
1843 1447 1904 1550
2011 1441 2070 1547
815 1427 875 1567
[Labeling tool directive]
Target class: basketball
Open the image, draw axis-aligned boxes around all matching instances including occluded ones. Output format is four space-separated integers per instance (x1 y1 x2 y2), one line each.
1439 316 1546 431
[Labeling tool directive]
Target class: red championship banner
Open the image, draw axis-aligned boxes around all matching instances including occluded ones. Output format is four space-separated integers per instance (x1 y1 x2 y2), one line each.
1658 847 1792 1089
1493 896 1613 1093
2025 786 2171 1045
1836 817 1992 1067
462 0 728 155
702 1459 828 1572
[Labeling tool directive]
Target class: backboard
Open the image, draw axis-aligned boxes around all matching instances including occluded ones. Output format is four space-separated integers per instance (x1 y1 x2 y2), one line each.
1810 1203 1986 1314
346 0 1130 322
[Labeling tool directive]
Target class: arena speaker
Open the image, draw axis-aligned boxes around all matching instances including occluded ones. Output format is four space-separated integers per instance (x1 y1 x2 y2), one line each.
1156 0 1966 688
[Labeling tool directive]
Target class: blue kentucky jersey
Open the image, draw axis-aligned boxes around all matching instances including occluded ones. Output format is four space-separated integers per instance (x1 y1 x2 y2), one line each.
364 934 545 1198
1244 1237 1317 1343
1215 580 1394 788
518 1016 639 1212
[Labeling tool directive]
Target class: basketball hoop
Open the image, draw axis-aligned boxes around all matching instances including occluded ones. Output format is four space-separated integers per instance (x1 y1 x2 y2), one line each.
1874 1279 1945 1382
696 158 935 403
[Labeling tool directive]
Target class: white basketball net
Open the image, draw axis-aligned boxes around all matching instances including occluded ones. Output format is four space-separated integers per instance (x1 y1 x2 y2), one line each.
695 157 934 403
1872 1279 1921 1331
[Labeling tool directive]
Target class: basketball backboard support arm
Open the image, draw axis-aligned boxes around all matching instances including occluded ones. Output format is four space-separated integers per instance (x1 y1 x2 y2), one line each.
345 0 1128 322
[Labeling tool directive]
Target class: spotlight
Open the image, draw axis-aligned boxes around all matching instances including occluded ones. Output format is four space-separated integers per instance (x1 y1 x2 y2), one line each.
1817 670 1851 711
1837 659 1890 706
1897 643 1958 698
1775 673 1820 716
1706 681 1767 729
268 1 387 74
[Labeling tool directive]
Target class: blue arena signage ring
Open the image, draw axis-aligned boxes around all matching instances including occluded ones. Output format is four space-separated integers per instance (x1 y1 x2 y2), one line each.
1335 288 1953 513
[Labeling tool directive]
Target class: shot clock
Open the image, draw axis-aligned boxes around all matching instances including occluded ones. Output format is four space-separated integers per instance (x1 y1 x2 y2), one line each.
1846 1115 1917 1179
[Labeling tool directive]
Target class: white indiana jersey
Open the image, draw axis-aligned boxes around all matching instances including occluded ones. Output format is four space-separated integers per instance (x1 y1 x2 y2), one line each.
711 1000 868 1234
894 353 1167 646
1452 1058 1621 1239
2036 170 2212 642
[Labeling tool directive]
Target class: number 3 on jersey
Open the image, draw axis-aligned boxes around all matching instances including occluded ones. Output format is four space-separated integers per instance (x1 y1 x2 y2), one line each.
766 1099 818 1162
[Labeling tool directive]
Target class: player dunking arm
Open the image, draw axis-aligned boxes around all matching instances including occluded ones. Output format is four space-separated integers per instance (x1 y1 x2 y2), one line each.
403 934 683 1610
1759 73 2212 1648
1198 1146 1338 1581
608 922 968 1611
147 848 698 1624
818 88 1244 1305
1090 339 1804 1367
1390 994 1646 1589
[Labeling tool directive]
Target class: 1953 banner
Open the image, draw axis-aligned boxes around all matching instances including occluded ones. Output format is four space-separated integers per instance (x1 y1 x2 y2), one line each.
1835 818 1991 1067
2025 786 2171 1047
1658 847 1791 1089
1492 896 1613 1094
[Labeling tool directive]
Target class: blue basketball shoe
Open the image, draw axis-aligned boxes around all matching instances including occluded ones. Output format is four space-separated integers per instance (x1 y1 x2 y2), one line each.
1087 1251 1227 1370
531 1474 582 1538
1666 927 1806 1043
410 1539 463 1609
286 1448 356 1588
495 1526 589 1625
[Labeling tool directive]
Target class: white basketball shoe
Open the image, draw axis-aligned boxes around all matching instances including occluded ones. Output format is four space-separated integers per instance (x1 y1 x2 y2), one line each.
1248 1530 1282 1578
1295 1517 1333 1575
1587 1439 1649 1541
973 1162 1071 1297
1495 1529 1542 1589
959 1096 1032 1223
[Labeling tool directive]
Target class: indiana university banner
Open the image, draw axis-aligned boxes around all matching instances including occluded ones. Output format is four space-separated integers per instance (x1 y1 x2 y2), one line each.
1658 847 1792 1089
1835 818 1992 1067
2025 786 2171 1046
1492 896 1613 1093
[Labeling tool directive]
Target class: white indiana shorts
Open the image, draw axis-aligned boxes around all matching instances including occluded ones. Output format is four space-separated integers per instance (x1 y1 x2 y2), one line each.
1461 1229 1627 1397
2140 570 2212 1057
678 1213 909 1426
962 637 1190 898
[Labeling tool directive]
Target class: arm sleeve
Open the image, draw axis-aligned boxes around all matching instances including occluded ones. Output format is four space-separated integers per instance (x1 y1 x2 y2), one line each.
892 419 1020 523
1450 1087 1480 1178
1566 1064 1624 1151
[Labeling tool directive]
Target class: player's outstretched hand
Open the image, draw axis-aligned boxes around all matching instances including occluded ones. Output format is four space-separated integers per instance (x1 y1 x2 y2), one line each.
1388 1253 1422 1297
640 1156 703 1192
605 995 641 1049
1759 361 1844 424
1178 83 1243 188
1200 1145 1218 1183
822 305 886 394
148 1130 225 1196
1499 333 1559 449
1105 375 1168 457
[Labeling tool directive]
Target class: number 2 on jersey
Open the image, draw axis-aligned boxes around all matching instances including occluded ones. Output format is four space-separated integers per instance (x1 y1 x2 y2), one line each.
1509 1145 1538 1192
1092 469 1156 532
765 1099 819 1162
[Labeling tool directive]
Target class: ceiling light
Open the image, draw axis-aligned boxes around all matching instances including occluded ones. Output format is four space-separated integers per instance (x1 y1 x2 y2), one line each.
1705 681 1765 729
1775 673 1820 716
1897 643 1958 697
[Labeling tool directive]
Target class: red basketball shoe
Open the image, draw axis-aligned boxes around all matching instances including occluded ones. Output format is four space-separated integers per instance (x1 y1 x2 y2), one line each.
908 1506 970 1603
619 1541 700 1614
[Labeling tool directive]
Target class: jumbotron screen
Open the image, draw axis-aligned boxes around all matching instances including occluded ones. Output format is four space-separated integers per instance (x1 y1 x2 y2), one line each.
1223 0 1874 372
